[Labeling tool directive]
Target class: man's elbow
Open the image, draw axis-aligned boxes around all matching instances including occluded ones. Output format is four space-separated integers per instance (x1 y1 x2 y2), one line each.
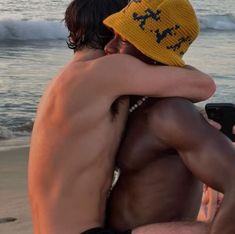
201 77 216 100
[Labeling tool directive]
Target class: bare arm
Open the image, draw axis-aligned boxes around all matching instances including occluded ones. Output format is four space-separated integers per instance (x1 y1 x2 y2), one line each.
149 98 235 234
91 54 215 102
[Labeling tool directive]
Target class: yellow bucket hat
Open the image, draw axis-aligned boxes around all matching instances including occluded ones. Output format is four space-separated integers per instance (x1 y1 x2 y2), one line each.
103 0 199 66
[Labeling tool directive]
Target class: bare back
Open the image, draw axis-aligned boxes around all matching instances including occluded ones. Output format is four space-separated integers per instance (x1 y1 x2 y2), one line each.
28 52 215 234
28 51 129 234
107 98 202 231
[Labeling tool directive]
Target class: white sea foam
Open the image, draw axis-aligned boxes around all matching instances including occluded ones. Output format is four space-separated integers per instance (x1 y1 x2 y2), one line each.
0 14 234 42
0 19 67 41
0 126 31 140
0 119 33 140
0 126 14 140
200 14 235 31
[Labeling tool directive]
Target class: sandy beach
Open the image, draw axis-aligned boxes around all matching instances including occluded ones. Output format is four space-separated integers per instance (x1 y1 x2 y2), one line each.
0 147 32 234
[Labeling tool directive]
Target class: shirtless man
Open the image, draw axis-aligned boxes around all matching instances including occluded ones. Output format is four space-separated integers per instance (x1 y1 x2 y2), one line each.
103 1 235 234
28 0 215 234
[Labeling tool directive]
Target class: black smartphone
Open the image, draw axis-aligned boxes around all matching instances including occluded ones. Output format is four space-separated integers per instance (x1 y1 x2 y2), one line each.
205 103 235 141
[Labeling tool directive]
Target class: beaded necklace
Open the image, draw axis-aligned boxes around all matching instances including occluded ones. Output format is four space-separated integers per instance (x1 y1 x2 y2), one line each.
129 96 148 113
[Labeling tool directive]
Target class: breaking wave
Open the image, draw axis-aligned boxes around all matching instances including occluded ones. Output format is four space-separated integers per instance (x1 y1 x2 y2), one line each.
0 120 34 140
199 14 235 31
0 14 234 42
0 19 67 41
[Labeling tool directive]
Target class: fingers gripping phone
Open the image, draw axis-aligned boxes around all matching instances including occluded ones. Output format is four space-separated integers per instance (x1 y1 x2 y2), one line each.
205 103 235 141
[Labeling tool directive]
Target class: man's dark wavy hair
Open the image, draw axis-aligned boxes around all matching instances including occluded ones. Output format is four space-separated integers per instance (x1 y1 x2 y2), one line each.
64 0 128 52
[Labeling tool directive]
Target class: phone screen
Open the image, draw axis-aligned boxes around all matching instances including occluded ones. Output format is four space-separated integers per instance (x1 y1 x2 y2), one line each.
205 103 235 141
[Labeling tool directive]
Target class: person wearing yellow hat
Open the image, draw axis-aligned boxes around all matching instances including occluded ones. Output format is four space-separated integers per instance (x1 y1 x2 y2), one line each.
28 0 217 234
104 1 235 234
103 0 199 67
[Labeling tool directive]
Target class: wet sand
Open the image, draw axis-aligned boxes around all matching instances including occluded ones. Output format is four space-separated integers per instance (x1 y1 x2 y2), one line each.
0 147 32 234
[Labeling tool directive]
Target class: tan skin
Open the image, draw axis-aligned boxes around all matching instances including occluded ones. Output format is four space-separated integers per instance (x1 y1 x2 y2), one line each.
105 34 235 234
28 46 215 234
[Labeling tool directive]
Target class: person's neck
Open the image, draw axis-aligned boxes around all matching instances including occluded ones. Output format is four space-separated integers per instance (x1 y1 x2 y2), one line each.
73 48 105 62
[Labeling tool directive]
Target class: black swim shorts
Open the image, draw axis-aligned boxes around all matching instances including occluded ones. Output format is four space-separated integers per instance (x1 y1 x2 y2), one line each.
81 227 132 234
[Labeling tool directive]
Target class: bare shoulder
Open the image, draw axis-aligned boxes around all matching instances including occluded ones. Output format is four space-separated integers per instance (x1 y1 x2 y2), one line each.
80 54 146 97
147 98 202 140
37 59 114 129
51 60 86 88
91 54 143 69
50 58 109 98
148 98 197 126
58 54 142 86
87 54 145 80
147 98 217 150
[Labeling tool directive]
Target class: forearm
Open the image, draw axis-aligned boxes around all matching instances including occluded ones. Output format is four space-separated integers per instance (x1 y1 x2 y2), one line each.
209 191 235 234
151 66 215 102
182 65 215 103
109 55 216 101
180 129 235 233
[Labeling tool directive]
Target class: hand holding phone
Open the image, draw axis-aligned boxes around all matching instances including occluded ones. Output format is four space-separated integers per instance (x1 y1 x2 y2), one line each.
205 103 235 142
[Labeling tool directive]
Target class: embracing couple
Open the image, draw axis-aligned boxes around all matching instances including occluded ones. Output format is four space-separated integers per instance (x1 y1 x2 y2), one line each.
28 0 235 234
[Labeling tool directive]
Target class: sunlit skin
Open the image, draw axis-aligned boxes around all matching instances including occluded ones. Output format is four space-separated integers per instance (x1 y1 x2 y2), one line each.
28 40 215 234
25 0 232 234
105 33 235 234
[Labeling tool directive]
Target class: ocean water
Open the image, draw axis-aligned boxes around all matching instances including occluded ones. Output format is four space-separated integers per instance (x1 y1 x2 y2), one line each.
0 0 235 149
